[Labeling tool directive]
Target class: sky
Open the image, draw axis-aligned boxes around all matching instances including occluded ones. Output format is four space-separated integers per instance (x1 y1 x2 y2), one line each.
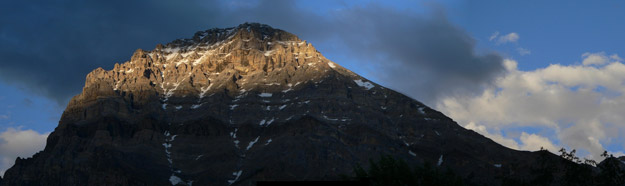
1 0 625 175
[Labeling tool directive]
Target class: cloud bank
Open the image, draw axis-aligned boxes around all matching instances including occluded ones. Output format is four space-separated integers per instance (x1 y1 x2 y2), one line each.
437 53 625 160
0 0 225 104
0 127 49 176
0 0 505 107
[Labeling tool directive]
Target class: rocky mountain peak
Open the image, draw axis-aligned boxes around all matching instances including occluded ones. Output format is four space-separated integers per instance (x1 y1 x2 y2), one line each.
2 23 574 186
64 22 357 124
161 22 300 53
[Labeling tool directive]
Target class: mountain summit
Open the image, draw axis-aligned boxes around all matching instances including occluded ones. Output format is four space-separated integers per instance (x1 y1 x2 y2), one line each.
2 23 567 185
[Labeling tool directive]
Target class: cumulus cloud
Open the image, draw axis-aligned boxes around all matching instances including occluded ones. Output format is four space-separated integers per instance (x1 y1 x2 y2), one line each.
582 52 622 66
490 32 519 44
464 122 558 153
0 127 49 176
519 132 558 152
437 54 625 160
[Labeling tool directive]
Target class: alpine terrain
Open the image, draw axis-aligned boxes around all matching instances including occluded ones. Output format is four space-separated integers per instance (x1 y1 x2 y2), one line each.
1 23 582 185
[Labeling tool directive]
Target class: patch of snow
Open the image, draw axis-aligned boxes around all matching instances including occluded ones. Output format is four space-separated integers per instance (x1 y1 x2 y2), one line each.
259 119 266 126
438 155 443 166
353 79 375 90
191 104 203 109
195 155 203 160
285 115 294 120
328 62 336 68
162 143 172 149
175 106 182 110
323 115 339 121
266 118 274 126
162 103 168 110
418 107 426 115
279 105 287 110
169 175 183 185
265 139 272 145
494 164 502 168
246 136 260 150
435 131 440 136
198 84 214 99
230 128 237 138
409 151 416 157
192 55 206 66
233 140 240 148
230 104 239 110
282 88 293 93
113 80 122 91
227 170 242 185
258 93 272 97
381 106 387 110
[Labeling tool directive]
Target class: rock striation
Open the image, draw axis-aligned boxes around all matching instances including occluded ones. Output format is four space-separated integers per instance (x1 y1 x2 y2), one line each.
2 23 573 186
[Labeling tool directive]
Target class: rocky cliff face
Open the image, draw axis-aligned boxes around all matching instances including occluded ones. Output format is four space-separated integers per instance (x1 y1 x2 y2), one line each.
2 23 570 186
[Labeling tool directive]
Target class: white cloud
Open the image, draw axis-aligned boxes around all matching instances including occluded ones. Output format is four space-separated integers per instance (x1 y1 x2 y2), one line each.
519 132 558 152
517 47 531 56
582 52 622 66
437 54 625 160
489 31 499 41
464 122 558 153
490 32 519 44
0 127 49 176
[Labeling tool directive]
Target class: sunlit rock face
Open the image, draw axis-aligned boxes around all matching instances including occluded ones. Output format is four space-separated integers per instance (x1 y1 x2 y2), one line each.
2 23 568 186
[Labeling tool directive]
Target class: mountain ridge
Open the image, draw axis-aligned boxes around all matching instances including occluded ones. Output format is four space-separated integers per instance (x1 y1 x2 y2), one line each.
2 23 572 186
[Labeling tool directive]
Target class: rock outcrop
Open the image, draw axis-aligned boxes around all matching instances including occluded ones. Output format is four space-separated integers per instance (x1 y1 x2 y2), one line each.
2 23 571 186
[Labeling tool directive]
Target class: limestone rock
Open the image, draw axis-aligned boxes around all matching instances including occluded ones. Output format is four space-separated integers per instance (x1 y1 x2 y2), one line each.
2 23 570 186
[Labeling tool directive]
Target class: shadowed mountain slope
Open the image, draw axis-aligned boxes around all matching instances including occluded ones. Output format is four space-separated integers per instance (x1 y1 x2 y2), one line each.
2 23 574 186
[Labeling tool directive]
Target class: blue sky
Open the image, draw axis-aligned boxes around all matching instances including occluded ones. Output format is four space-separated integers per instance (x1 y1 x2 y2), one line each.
456 0 625 71
1 0 625 174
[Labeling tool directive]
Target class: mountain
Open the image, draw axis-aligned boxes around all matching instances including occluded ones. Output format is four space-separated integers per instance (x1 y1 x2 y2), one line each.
2 23 573 185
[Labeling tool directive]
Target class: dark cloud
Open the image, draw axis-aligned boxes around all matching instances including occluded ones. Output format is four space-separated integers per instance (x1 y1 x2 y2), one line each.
0 0 225 104
0 0 505 106
333 5 506 104
218 1 507 104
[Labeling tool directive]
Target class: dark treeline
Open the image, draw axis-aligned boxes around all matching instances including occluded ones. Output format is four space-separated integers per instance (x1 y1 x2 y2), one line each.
503 148 624 186
346 150 625 186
